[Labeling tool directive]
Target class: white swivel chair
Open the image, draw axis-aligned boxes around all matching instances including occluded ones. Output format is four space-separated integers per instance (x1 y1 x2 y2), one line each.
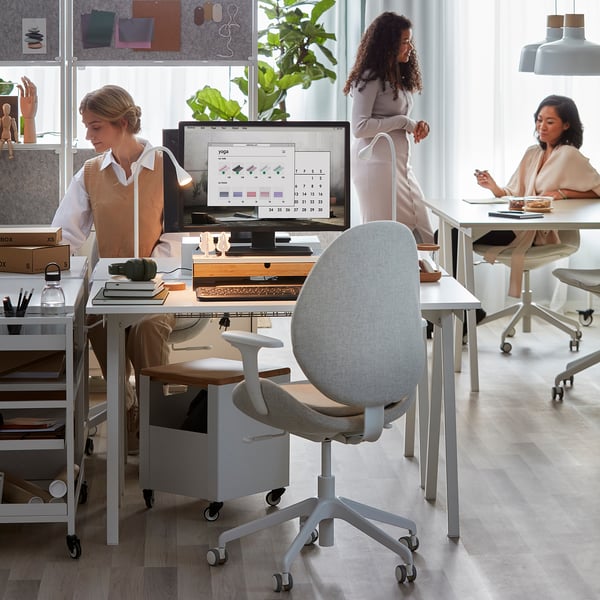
206 221 426 592
551 267 600 400
473 229 582 353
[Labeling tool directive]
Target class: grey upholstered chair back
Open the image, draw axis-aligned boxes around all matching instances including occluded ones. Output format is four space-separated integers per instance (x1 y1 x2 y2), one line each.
291 220 424 409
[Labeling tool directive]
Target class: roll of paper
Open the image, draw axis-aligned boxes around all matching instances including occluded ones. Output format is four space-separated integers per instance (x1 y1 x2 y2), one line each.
3 480 44 504
49 463 79 498
3 472 52 502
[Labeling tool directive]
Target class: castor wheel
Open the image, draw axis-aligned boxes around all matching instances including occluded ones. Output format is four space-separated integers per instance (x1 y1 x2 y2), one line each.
66 534 82 559
399 534 419 552
204 501 223 521
273 572 293 592
304 529 319 546
569 339 580 352
143 489 154 508
206 547 228 566
85 437 94 456
501 341 512 354
578 308 594 326
395 564 417 583
266 487 285 506
552 385 564 401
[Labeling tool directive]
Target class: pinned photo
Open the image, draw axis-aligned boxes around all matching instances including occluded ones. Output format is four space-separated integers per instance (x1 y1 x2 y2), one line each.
22 18 47 54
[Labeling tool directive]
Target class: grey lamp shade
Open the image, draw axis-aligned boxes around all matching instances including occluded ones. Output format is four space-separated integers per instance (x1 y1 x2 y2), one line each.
534 14 600 75
519 14 563 72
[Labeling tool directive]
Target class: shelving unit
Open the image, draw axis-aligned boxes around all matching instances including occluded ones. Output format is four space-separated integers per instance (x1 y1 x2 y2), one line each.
0 0 257 224
0 276 88 558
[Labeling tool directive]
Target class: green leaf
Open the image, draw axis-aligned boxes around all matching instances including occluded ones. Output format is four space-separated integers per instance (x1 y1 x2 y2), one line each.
311 0 335 24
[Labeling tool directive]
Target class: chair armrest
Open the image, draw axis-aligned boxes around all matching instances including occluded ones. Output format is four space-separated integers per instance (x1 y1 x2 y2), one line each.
222 331 284 415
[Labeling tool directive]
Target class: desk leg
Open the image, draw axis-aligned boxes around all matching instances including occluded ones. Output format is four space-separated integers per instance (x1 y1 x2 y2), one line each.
424 312 460 538
455 230 480 392
106 316 126 545
463 233 479 393
441 311 460 539
425 319 442 500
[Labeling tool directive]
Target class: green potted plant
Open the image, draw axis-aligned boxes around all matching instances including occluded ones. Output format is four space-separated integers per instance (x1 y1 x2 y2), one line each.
187 0 337 121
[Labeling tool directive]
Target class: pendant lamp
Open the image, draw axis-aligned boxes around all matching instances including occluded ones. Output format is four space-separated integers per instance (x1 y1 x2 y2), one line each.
519 15 564 72
534 13 600 75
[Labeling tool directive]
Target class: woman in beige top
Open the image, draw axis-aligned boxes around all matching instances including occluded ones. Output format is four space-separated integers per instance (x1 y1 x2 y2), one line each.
475 95 600 297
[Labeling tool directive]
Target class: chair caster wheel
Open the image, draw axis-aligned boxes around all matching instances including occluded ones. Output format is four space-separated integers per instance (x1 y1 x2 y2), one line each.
206 547 227 566
204 501 223 521
501 341 512 354
399 534 419 552
273 572 293 592
266 487 285 506
395 563 417 583
552 385 564 401
143 489 154 508
569 339 580 352
304 529 319 546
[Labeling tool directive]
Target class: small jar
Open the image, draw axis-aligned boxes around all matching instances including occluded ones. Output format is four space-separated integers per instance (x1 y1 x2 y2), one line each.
508 197 525 211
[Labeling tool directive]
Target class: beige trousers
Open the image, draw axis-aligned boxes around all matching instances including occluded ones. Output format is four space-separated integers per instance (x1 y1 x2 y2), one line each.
87 313 176 409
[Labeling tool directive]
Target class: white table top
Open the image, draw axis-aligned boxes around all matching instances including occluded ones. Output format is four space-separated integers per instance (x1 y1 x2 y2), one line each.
423 197 600 234
87 270 479 316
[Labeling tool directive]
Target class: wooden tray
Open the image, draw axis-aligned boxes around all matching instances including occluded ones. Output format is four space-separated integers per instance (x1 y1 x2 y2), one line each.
420 270 442 283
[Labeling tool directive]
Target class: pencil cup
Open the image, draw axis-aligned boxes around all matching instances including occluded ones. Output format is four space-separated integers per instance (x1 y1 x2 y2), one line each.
6 309 24 335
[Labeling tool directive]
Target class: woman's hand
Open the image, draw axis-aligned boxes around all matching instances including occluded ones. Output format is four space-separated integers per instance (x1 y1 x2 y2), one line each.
413 120 430 143
474 169 504 197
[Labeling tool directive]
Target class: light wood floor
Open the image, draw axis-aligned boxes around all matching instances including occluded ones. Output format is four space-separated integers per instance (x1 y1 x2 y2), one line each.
2 311 600 599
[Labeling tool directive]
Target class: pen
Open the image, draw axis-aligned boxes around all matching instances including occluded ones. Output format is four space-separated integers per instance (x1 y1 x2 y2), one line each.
16 288 23 311
21 289 34 312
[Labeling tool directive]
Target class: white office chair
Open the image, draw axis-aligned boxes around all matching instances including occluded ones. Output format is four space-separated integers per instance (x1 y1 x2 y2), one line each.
206 221 425 592
551 267 600 400
473 229 582 353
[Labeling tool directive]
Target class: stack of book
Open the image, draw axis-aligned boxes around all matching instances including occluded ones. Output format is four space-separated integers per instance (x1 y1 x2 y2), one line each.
0 226 70 274
92 276 169 305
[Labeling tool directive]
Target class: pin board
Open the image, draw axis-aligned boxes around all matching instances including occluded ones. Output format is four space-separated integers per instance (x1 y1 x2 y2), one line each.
0 0 61 61
72 0 254 62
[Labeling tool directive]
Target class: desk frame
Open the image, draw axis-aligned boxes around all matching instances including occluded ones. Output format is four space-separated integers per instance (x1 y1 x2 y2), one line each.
424 198 600 393
88 276 479 543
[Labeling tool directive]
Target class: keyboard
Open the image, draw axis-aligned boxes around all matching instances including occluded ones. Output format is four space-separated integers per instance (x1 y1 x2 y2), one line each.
196 282 303 301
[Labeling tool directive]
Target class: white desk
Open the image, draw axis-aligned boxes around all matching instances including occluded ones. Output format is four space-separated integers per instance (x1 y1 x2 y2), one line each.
423 197 600 393
87 262 479 543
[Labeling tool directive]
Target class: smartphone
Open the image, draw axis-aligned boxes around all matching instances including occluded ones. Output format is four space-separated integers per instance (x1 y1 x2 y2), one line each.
488 210 544 219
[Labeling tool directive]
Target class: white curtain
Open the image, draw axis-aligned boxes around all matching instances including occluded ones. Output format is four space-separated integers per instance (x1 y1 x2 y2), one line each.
346 0 600 314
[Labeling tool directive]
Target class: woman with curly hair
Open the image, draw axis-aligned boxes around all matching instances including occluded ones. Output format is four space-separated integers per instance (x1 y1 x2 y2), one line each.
344 12 434 242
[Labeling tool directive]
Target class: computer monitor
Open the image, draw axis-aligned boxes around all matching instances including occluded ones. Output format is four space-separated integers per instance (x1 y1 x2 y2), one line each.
163 121 351 255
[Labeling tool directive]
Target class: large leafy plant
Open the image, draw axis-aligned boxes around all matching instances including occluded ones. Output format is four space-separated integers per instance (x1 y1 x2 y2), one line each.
187 0 337 121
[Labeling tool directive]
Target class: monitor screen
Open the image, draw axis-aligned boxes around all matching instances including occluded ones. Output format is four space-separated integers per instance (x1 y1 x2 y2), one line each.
164 121 351 255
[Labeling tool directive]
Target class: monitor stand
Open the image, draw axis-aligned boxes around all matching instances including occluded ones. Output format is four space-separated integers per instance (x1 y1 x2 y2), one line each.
225 231 312 257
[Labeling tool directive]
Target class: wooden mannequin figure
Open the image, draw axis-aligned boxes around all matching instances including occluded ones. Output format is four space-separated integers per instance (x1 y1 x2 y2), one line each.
17 76 37 143
1 103 19 159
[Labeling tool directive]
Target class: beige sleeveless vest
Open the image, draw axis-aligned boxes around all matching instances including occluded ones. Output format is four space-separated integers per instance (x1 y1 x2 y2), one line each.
84 153 164 258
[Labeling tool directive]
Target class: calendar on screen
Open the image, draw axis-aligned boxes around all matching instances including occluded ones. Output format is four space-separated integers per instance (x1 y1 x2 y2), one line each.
258 151 330 218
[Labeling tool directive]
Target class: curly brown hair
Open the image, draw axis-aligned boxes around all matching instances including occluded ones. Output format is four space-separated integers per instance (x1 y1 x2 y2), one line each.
343 12 422 98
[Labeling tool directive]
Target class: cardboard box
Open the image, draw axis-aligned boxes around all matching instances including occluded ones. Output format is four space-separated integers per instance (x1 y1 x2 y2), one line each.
0 244 70 274
0 226 62 246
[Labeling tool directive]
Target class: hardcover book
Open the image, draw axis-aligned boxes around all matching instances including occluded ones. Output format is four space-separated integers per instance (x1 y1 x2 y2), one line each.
102 283 165 297
92 288 169 305
104 276 163 290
